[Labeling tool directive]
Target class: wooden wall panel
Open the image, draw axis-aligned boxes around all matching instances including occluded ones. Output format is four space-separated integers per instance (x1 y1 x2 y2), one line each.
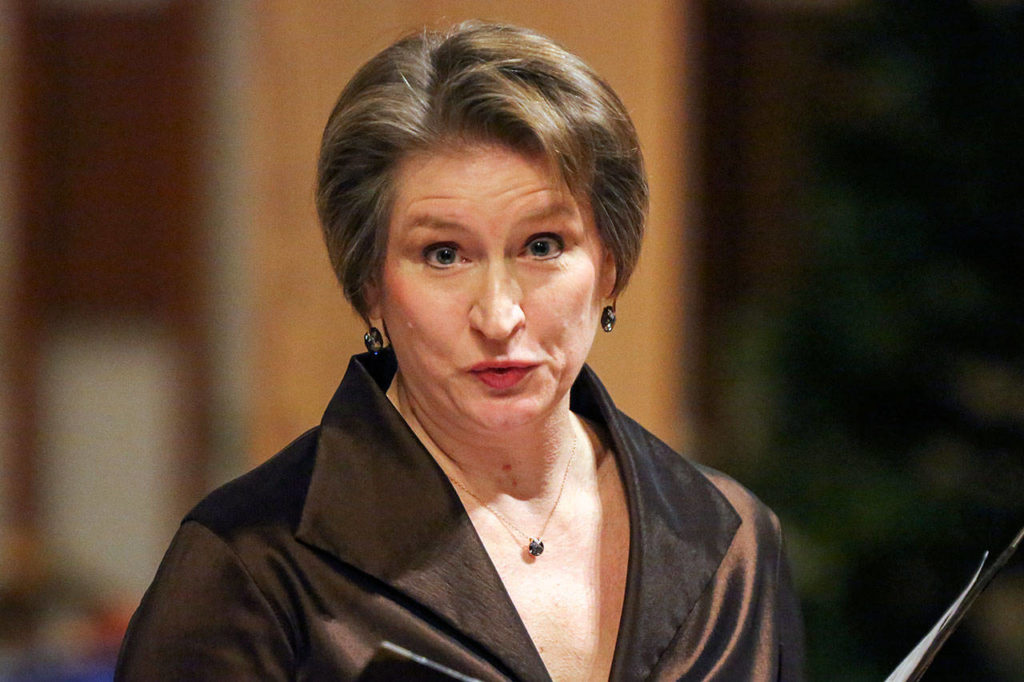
1 0 22 556
9 2 210 530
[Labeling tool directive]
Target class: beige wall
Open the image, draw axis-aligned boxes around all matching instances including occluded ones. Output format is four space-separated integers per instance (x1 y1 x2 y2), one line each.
249 1 695 461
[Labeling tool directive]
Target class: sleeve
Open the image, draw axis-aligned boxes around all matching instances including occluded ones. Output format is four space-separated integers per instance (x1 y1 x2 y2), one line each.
115 521 294 681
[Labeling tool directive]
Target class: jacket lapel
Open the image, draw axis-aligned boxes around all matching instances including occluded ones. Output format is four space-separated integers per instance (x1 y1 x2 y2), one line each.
295 353 549 681
296 353 740 681
571 367 741 680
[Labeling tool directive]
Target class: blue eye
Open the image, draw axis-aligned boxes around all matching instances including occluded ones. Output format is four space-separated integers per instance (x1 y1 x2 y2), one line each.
525 234 563 260
423 243 459 267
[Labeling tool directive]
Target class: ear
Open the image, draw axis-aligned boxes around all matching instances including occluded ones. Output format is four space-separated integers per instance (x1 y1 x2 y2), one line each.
363 279 383 325
599 248 617 300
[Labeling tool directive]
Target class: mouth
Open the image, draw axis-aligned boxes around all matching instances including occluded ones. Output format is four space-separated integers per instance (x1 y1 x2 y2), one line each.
469 362 537 390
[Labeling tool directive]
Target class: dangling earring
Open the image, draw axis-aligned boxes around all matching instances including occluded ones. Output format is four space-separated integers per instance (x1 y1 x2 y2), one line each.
364 327 384 355
600 305 616 333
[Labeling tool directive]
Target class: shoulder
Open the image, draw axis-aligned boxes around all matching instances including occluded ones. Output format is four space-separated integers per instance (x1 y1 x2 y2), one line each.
614 410 783 550
117 429 324 676
695 463 784 548
117 515 297 679
185 427 321 540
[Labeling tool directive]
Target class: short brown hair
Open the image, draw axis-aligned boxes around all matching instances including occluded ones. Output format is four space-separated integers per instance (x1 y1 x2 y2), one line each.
316 21 648 321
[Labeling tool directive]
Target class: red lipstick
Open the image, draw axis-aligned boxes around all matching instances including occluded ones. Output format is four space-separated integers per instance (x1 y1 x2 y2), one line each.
470 362 535 390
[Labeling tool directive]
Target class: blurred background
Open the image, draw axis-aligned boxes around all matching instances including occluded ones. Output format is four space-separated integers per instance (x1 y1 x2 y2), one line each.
1 1 1021 680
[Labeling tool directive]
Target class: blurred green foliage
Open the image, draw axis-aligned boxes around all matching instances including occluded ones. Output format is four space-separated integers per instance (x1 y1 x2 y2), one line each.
711 2 1024 680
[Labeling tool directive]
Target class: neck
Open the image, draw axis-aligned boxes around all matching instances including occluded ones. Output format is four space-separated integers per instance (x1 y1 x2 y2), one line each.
387 372 584 507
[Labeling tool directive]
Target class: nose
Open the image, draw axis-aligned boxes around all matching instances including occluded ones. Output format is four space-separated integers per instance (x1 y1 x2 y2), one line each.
468 263 525 340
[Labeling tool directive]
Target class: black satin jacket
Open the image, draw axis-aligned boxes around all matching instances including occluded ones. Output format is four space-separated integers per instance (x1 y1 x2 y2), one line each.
116 351 804 681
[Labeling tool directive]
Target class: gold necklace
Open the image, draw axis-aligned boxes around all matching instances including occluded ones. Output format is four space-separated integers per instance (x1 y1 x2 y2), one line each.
389 377 579 557
447 429 579 558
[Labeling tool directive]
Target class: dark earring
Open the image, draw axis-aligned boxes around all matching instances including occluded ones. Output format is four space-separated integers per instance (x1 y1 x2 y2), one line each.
600 305 616 333
364 327 384 355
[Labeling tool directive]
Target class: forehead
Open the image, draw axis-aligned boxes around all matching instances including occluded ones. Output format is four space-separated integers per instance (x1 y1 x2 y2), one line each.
389 145 576 218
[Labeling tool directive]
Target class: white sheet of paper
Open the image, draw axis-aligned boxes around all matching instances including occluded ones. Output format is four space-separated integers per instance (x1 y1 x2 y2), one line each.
884 554 988 682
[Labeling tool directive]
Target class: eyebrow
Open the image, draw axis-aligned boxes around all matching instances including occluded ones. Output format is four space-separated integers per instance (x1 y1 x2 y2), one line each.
404 202 577 232
404 215 468 233
518 202 577 225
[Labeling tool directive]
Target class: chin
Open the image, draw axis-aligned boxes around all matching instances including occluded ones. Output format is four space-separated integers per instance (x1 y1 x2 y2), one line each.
461 395 552 433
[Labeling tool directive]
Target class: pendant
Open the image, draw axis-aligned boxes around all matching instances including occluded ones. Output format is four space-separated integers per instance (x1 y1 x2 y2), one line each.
528 538 544 557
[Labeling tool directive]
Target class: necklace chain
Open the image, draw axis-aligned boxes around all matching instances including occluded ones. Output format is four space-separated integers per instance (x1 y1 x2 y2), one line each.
447 428 579 558
390 377 579 558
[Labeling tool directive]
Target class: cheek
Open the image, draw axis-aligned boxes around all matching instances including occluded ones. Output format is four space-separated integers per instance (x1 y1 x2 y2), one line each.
380 270 427 341
381 267 465 347
565 260 604 316
531 269 602 342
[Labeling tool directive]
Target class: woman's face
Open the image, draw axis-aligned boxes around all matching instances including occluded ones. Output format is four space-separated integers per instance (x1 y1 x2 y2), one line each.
371 145 614 436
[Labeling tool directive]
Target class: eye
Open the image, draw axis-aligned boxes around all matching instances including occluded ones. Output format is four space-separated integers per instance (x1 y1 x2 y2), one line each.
524 234 564 260
423 243 460 268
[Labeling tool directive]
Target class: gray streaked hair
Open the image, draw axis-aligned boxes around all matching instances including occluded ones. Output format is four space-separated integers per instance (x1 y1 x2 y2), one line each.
316 21 648 321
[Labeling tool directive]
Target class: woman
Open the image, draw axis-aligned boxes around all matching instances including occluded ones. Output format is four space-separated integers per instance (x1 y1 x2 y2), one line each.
116 22 803 681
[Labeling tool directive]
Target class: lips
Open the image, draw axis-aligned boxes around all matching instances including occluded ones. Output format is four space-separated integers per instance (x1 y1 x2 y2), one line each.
469 362 536 390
